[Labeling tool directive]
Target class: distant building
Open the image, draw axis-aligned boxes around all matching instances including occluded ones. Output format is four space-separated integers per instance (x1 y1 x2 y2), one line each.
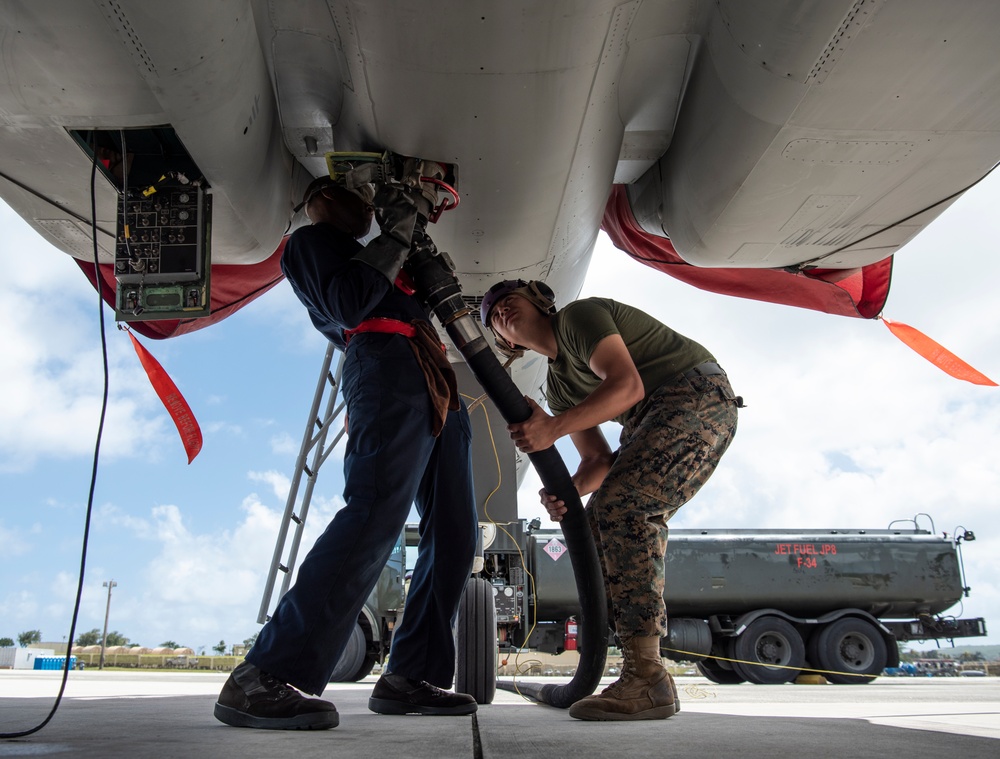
0 647 56 670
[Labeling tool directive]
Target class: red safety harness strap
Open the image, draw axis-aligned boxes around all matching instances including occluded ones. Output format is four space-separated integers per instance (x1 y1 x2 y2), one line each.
344 317 417 342
344 317 448 353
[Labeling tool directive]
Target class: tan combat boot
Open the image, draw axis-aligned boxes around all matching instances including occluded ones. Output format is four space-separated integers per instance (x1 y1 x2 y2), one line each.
568 636 677 721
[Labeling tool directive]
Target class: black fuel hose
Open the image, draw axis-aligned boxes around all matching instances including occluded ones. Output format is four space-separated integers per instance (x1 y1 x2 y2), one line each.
461 341 607 707
404 245 607 708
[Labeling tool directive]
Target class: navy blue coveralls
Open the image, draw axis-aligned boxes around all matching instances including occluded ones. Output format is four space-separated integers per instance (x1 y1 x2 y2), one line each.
247 222 478 696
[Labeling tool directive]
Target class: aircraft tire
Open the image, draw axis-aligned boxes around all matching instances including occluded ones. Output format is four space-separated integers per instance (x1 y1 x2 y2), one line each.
455 576 497 704
329 622 366 682
349 652 377 682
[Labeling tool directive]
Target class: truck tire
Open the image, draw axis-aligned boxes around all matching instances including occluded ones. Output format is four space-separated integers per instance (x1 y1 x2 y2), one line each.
729 616 804 685
696 658 746 684
456 576 497 704
813 617 887 684
329 622 366 682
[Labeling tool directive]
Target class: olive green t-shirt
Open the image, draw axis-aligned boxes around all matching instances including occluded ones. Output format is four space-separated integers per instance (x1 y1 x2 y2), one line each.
545 298 714 424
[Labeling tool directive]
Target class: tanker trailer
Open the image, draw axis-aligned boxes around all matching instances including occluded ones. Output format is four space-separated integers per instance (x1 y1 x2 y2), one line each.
483 515 985 685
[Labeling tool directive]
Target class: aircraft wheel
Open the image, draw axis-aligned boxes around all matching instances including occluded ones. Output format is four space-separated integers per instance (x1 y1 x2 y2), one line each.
349 651 377 681
696 657 746 684
729 616 804 685
329 622 366 682
813 618 887 684
456 576 497 704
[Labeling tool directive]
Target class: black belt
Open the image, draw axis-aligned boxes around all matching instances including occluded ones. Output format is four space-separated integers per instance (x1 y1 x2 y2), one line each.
683 361 726 380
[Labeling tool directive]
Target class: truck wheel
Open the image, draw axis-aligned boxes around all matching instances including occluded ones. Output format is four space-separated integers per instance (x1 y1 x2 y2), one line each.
730 616 804 685
456 576 497 704
696 658 746 684
814 618 887 684
329 622 366 682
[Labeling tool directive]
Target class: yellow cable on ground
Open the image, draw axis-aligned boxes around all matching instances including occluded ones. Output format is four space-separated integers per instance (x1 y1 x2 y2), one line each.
459 392 540 702
665 646 870 680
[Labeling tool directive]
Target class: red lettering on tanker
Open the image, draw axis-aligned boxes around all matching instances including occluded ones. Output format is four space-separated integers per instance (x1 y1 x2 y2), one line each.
773 543 837 568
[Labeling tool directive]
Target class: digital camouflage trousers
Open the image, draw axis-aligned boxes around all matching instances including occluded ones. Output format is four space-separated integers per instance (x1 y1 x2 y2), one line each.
586 370 739 641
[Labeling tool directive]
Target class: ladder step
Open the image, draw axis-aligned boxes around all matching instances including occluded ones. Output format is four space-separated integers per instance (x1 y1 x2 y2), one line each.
258 345 344 628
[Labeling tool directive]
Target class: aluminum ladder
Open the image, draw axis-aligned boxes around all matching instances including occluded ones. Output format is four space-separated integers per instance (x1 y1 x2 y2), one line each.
257 342 347 623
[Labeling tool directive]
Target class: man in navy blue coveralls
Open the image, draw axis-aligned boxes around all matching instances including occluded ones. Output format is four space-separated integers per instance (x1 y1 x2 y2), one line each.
214 177 479 730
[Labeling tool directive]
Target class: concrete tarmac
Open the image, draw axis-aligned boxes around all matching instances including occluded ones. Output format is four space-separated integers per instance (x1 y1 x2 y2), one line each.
1 670 998 758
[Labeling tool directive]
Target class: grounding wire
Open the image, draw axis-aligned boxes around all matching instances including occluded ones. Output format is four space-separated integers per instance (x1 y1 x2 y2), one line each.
0 136 111 739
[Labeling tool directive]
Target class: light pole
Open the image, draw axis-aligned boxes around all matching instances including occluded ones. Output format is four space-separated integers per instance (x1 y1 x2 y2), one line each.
99 580 117 670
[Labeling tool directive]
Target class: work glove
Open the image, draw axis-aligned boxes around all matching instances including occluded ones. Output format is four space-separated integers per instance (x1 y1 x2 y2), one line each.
353 184 420 283
372 184 419 247
353 235 410 284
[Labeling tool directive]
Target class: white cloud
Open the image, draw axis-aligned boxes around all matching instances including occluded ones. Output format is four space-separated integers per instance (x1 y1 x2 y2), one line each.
97 503 155 539
44 572 83 621
0 589 39 623
244 278 330 354
10 486 352 648
248 470 292 502
269 431 298 455
0 209 183 470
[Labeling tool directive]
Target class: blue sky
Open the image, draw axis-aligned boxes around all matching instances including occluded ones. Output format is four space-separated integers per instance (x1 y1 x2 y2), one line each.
2 168 999 653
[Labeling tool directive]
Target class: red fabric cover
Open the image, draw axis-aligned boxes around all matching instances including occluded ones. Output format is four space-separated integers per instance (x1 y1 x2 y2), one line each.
601 185 892 319
76 237 288 339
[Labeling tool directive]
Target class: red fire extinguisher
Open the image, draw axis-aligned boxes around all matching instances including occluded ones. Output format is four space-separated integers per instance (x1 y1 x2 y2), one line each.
565 617 578 651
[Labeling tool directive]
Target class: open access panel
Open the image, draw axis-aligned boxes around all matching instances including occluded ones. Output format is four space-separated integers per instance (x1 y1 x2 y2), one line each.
70 126 212 321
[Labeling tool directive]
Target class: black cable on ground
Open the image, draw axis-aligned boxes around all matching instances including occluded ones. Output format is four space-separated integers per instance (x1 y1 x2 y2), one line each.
0 137 111 739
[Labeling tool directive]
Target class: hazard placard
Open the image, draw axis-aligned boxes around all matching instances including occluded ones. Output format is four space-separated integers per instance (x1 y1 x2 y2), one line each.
543 538 567 561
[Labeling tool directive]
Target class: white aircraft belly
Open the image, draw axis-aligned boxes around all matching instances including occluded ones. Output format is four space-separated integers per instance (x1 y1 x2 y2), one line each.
1 0 999 306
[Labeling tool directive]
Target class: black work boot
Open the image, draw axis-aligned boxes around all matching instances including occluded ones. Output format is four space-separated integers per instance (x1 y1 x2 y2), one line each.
368 672 478 715
214 661 339 729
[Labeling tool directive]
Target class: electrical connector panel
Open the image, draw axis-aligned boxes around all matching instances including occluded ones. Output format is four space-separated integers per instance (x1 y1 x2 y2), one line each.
115 185 211 321
69 126 213 322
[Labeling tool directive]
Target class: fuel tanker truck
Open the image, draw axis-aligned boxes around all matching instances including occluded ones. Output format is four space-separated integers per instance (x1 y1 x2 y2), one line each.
471 514 985 689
